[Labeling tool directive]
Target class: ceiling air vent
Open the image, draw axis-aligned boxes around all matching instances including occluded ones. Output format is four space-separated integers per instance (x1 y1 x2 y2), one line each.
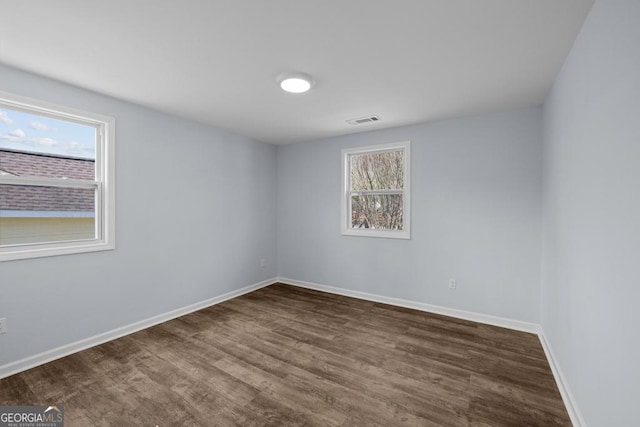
346 115 380 126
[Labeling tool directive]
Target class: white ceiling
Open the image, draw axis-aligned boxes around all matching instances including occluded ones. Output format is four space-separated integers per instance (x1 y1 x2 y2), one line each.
0 0 594 145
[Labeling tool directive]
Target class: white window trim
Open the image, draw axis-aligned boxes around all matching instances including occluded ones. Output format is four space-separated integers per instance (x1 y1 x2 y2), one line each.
341 141 411 239
0 90 115 261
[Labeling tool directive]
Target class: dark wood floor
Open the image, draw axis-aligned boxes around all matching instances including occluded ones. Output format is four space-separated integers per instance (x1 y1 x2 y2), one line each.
0 283 571 426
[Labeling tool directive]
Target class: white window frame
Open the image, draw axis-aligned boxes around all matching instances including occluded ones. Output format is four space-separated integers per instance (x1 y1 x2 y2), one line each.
0 91 115 261
341 141 411 239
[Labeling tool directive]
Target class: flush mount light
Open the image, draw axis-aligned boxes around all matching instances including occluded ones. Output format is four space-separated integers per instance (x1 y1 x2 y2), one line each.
278 72 314 93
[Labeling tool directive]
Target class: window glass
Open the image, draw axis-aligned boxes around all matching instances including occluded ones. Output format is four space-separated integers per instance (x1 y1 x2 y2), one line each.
0 91 114 261
342 142 410 239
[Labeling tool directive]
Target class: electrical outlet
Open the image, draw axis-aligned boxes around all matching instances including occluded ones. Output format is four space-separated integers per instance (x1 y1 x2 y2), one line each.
448 279 457 289
0 318 6 334
260 258 267 268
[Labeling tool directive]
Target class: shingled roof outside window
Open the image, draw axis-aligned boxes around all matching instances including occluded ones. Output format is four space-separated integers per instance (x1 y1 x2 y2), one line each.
0 148 95 216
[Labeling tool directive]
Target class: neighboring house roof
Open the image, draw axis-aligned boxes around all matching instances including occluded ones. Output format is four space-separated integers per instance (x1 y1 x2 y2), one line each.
0 148 95 213
0 148 94 180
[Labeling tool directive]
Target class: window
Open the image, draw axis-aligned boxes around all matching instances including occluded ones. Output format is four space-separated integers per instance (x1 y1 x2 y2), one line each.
341 141 410 239
0 91 115 261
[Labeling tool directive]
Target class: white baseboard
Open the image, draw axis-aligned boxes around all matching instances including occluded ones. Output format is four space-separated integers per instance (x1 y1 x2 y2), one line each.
276 277 539 334
538 328 586 427
0 277 276 380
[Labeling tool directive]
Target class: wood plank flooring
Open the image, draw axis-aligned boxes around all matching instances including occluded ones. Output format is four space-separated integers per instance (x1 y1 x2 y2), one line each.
0 283 571 426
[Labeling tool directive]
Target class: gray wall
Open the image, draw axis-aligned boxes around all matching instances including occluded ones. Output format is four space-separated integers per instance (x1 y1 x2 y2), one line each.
541 0 640 425
0 64 278 366
278 107 543 323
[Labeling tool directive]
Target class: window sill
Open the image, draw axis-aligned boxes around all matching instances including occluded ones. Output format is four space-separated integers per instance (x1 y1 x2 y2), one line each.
341 229 411 240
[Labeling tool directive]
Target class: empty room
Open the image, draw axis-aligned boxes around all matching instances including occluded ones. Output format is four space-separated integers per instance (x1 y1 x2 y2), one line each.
0 1 638 426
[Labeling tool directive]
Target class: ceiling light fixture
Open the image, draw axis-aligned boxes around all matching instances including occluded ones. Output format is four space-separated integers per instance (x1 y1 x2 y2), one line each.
278 72 314 94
